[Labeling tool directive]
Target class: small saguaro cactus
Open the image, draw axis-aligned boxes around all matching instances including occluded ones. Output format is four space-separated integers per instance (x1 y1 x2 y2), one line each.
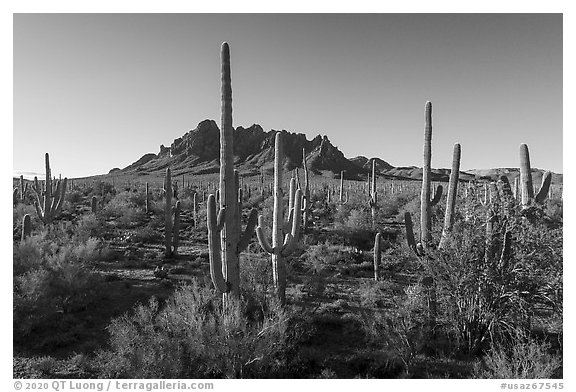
339 171 345 202
91 196 98 214
420 102 443 249
256 132 302 305
207 42 259 300
145 182 150 214
193 192 198 228
439 143 461 249
21 214 32 242
32 153 67 224
374 232 382 281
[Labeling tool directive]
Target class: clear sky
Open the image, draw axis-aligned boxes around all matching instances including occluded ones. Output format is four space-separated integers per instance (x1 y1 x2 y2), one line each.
13 13 562 178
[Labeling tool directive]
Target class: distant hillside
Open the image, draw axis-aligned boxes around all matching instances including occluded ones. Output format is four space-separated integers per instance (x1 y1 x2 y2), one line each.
111 119 561 184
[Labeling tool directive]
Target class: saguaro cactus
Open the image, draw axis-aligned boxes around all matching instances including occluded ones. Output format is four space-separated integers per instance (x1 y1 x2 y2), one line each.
163 168 181 257
374 232 382 281
256 132 302 305
91 196 98 214
145 182 150 214
439 143 461 248
32 153 67 224
301 148 311 233
21 214 31 242
519 144 551 207
420 102 443 248
20 175 28 202
368 160 378 228
207 42 259 300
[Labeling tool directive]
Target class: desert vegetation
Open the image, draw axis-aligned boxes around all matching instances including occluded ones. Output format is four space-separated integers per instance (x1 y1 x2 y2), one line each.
13 42 562 379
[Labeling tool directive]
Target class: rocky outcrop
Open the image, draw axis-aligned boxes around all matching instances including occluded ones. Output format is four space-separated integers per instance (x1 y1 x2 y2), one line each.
119 120 366 177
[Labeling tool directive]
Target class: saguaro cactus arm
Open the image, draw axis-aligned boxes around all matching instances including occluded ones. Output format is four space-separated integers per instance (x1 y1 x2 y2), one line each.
237 208 259 253
535 171 552 204
207 194 228 293
256 216 274 254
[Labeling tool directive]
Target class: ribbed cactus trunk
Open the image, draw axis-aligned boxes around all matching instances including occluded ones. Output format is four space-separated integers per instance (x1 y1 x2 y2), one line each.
421 101 433 248
374 232 381 281
301 148 311 233
145 182 150 214
91 196 98 214
369 160 377 229
519 143 534 206
339 171 344 202
164 168 173 257
272 133 285 301
219 42 241 299
439 143 461 248
21 214 31 242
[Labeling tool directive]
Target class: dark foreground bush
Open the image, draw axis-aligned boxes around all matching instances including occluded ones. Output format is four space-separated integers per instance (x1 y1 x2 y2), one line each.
95 279 291 378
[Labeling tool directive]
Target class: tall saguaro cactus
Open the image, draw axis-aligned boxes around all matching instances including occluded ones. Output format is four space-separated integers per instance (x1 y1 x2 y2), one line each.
256 132 302 305
439 143 461 248
207 42 258 300
301 148 311 233
368 160 378 228
163 168 179 257
420 102 443 248
32 153 67 224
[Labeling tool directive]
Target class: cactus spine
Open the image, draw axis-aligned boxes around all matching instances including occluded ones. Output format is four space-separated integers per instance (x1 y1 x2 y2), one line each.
32 153 67 224
256 132 302 305
439 143 461 249
207 42 258 300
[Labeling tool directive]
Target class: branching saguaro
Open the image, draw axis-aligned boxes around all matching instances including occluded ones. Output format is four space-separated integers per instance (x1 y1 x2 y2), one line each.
207 42 258 301
256 132 302 305
32 153 67 224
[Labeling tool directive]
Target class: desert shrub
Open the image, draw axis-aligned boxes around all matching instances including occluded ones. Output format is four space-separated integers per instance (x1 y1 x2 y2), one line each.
101 191 148 228
363 283 429 375
424 203 563 356
127 226 162 244
378 191 418 218
14 239 104 344
65 190 84 205
96 279 291 378
75 214 106 241
472 333 562 378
